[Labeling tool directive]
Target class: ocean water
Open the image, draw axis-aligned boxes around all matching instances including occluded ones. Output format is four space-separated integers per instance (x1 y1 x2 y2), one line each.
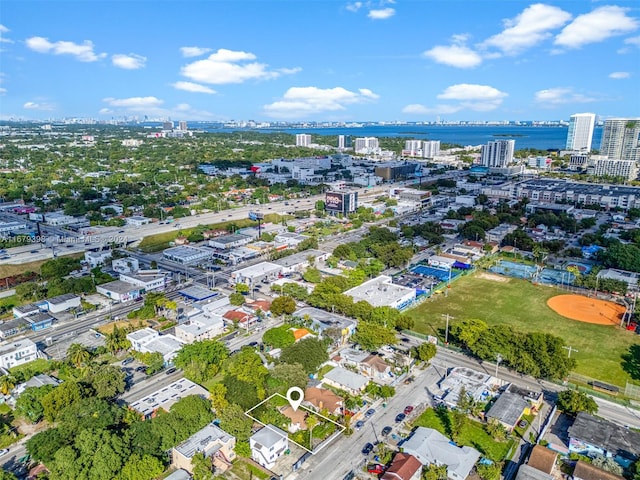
198 124 603 151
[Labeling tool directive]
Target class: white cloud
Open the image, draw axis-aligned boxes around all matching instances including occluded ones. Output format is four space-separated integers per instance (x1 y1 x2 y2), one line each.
367 7 395 20
0 24 13 44
23 101 54 110
609 71 630 79
103 96 164 109
25 36 106 62
346 2 362 12
482 3 572 55
534 87 596 105
172 81 217 94
180 46 212 58
625 35 640 46
402 104 461 115
555 6 639 49
436 83 508 111
423 43 482 68
180 48 297 85
264 86 379 118
111 53 147 70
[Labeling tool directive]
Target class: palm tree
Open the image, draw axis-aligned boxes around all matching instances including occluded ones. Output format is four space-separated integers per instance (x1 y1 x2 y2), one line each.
67 343 90 368
306 414 318 450
0 375 16 395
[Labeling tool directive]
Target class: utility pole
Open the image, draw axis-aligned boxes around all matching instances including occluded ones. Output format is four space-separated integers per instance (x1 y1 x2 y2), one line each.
563 345 578 358
442 314 454 344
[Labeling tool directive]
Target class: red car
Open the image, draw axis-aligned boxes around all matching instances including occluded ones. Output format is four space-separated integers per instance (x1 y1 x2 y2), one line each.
404 405 414 415
367 464 386 475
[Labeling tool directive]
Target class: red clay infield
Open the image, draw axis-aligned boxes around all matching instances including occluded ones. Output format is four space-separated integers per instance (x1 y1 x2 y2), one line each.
547 294 625 325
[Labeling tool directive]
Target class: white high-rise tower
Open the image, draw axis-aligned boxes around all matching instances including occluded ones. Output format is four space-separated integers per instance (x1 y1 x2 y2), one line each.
600 118 640 162
566 113 596 152
480 140 515 168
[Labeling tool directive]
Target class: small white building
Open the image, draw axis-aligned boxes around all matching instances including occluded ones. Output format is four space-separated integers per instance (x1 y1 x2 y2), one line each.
45 293 81 313
119 272 166 292
100 204 124 215
12 304 41 318
85 250 113 268
0 338 40 369
273 232 311 248
163 246 212 265
126 327 185 364
125 215 152 227
44 212 82 226
96 280 142 303
250 425 289 470
322 366 369 395
272 249 330 275
174 313 226 344
0 221 27 234
112 257 139 274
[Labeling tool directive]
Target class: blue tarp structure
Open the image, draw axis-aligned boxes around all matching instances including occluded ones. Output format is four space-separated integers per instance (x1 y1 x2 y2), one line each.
453 261 471 270
581 245 604 258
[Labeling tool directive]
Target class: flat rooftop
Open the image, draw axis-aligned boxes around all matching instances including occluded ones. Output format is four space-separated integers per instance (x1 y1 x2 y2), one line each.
129 378 209 416
98 280 140 294
178 286 219 301
174 422 233 458
344 275 415 307
293 306 356 330
233 261 282 278
272 249 329 268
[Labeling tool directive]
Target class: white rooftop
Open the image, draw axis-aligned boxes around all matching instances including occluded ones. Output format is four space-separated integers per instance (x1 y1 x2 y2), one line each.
343 275 415 308
129 378 209 416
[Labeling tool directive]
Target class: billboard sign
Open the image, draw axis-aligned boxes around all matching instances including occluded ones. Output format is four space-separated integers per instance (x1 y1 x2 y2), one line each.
248 211 264 221
325 192 344 212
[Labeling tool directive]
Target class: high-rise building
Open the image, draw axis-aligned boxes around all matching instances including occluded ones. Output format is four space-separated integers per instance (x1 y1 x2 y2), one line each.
600 118 640 161
404 140 422 157
295 134 312 147
162 121 174 131
422 140 441 158
566 113 595 152
179 121 188 132
480 140 515 168
354 137 379 153
338 135 352 149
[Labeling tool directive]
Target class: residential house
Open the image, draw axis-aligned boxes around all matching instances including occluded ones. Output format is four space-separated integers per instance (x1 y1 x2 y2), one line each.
486 392 530 432
527 445 557 475
294 307 356 344
164 469 192 480
322 367 369 395
174 313 225 344
12 374 61 397
401 427 481 480
292 328 313 342
126 328 186 365
381 453 422 480
223 309 258 331
568 412 640 468
303 387 343 416
250 425 289 470
280 406 307 433
573 461 625 480
0 339 40 369
171 423 235 474
361 354 393 382
515 465 553 480
272 249 330 274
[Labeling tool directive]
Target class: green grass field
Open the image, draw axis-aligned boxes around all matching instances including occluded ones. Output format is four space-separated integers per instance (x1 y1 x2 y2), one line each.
405 272 639 386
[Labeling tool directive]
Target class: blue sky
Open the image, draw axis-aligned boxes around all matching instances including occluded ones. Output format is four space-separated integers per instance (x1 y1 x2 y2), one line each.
1 1 639 122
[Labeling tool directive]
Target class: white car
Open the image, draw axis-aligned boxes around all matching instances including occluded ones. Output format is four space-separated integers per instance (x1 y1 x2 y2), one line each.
380 345 394 354
0 448 9 456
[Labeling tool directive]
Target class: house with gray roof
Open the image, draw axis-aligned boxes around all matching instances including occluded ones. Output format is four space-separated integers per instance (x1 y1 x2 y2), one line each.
171 422 235 474
250 425 289 470
322 366 369 395
401 427 481 480
486 391 530 432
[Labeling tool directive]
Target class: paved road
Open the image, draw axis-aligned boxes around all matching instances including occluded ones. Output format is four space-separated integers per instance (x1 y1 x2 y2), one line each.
291 365 442 480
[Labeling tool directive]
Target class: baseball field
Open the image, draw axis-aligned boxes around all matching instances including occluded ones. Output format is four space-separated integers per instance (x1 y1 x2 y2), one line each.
404 271 639 387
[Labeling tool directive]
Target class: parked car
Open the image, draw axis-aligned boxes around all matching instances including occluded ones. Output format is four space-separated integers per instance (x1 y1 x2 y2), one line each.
381 426 392 436
395 413 406 423
404 405 414 415
518 419 528 428
367 464 386 475
404 376 415 385
135 366 147 373
361 443 374 455
355 420 365 430
165 367 177 375
0 449 9 456
122 357 134 365
365 408 376 418
248 341 259 347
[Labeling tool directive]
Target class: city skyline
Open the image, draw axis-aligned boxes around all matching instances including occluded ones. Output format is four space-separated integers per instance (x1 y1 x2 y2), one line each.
1 1 639 122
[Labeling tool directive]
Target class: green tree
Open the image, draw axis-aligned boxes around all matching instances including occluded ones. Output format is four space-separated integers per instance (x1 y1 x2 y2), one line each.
235 283 250 294
191 451 215 480
423 464 448 480
556 390 598 416
174 340 229 383
352 322 397 351
120 453 165 480
41 381 84 422
67 343 91 368
412 342 437 362
267 362 308 395
592 455 624 475
209 383 229 413
219 403 253 441
234 440 251 458
280 338 330 374
262 325 296 348
270 295 297 317
15 385 54 423
477 463 502 480
84 365 126 399
485 418 507 441
229 292 245 306
302 267 323 283
0 375 16 395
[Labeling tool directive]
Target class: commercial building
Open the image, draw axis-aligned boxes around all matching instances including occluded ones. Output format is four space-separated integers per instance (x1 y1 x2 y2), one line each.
325 190 358 215
568 412 640 467
85 250 112 268
231 261 282 286
401 427 481 480
344 275 416 310
112 257 140 274
119 272 166 292
422 140 441 158
338 135 352 149
126 327 185 364
44 294 80 314
96 280 142 303
44 212 83 226
129 378 209 419
0 339 39 369
163 246 212 265
374 162 417 182
250 425 289 470
174 313 225 343
0 221 27 235
125 215 152 227
273 232 310 248
600 118 640 162
171 423 235 475
566 113 596 152
389 187 432 208
208 233 252 250
272 249 330 274
481 140 515 168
